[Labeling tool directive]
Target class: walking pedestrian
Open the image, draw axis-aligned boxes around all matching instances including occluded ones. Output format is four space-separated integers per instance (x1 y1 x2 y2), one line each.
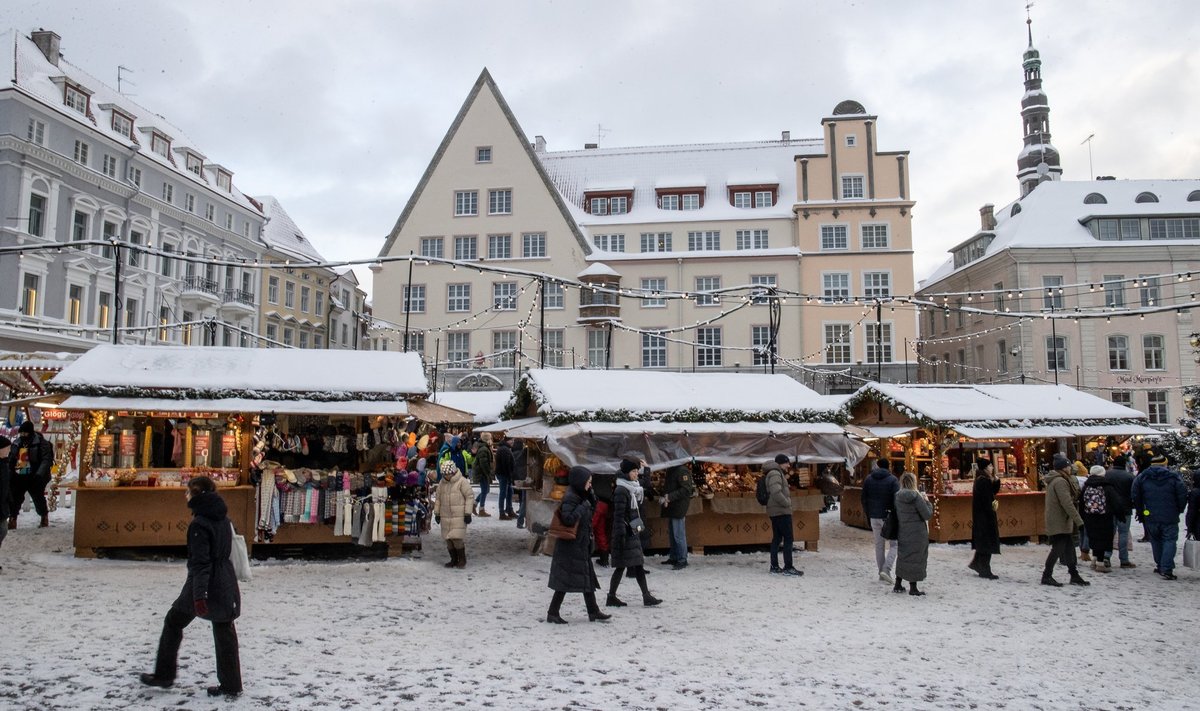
472 433 494 516
495 436 516 520
764 454 803 576
1105 455 1136 568
1074 460 1092 561
1041 454 1089 587
1131 452 1188 580
546 466 610 623
860 457 898 583
1186 473 1200 541
1080 464 1126 573
893 473 933 596
512 439 528 528
658 464 694 570
7 421 54 529
606 460 661 607
139 476 242 697
435 460 474 568
0 436 11 572
969 456 1001 579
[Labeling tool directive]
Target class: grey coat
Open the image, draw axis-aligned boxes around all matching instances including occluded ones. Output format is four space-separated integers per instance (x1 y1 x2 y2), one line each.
894 488 933 582
548 467 600 594
763 463 792 517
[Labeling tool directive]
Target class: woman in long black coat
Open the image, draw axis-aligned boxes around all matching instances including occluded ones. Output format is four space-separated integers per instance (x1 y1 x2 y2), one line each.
140 476 242 697
546 466 610 623
969 457 1001 579
606 460 661 608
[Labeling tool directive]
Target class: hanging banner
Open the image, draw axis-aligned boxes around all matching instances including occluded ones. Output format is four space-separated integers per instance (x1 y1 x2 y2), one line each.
193 430 211 466
220 433 237 468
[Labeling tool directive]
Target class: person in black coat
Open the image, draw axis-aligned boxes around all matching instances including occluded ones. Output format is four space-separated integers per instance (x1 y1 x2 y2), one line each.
969 457 1001 579
494 437 516 519
1106 455 1136 567
606 460 661 608
7 421 54 529
140 476 243 697
1186 474 1200 541
861 457 899 582
1082 465 1127 572
0 436 11 571
546 466 610 624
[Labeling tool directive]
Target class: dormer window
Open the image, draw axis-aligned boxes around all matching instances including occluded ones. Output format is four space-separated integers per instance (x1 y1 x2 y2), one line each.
656 187 704 211
111 111 134 139
151 132 170 157
583 190 633 215
728 184 779 208
1135 191 1159 204
64 84 89 114
216 170 232 192
185 153 203 176
1083 192 1107 205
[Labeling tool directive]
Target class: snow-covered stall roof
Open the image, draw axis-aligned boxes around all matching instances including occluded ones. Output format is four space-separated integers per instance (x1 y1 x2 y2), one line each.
49 345 429 400
510 369 844 425
51 395 414 417
431 391 514 424
846 383 1151 433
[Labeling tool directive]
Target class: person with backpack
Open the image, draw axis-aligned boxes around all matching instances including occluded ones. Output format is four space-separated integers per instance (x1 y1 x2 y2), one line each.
658 464 694 570
860 457 899 583
1080 465 1126 573
762 454 803 576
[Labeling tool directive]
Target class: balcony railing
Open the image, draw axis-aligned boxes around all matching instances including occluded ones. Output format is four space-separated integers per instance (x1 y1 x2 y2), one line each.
183 275 219 295
222 288 255 306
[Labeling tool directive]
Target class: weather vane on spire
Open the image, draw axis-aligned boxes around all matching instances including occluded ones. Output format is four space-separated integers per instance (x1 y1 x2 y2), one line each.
1025 2 1035 46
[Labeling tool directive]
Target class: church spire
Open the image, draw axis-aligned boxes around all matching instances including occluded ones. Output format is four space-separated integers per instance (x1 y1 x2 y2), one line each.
1016 9 1063 195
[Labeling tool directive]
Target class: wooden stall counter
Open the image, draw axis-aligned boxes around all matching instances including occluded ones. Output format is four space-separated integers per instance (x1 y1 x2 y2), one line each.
73 485 256 558
840 486 868 530
929 491 1045 543
645 492 825 553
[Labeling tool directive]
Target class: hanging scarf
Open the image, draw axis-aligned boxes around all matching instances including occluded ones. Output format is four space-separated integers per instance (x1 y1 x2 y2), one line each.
616 477 644 517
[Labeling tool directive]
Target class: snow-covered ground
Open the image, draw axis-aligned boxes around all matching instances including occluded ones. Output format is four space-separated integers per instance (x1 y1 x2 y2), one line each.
1 504 1196 710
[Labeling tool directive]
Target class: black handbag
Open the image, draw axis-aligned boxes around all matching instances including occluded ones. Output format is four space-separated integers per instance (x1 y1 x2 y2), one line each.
881 508 900 540
628 516 645 535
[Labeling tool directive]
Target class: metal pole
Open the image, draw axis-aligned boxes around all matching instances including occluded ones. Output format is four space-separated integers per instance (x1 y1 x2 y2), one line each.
432 337 440 397
112 243 123 344
904 338 911 383
539 277 546 368
605 320 613 369
403 250 413 352
1050 304 1059 385
875 300 883 383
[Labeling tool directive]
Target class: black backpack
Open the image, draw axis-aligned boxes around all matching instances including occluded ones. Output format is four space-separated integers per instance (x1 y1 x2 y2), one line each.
755 472 771 505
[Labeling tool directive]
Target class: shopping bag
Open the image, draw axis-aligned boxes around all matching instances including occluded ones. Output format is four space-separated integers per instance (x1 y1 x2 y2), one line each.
229 522 253 582
1183 539 1200 571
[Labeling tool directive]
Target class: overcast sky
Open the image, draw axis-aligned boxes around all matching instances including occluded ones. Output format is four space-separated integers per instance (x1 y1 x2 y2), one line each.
11 1 1200 298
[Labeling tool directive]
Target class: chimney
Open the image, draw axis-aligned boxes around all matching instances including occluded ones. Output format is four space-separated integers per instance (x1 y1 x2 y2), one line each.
979 203 996 231
31 29 61 67
781 130 791 141
533 135 546 153
584 143 598 150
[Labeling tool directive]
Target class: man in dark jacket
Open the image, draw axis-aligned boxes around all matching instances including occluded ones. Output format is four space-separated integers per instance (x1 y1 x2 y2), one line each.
659 464 694 570
512 440 529 528
1131 452 1189 580
764 454 803 576
8 421 54 529
1105 455 1136 568
494 437 516 520
1185 474 1200 541
141 476 243 696
861 457 899 583
0 436 11 570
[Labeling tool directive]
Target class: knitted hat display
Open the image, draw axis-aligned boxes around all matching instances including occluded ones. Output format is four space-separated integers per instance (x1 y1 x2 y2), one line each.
440 460 460 479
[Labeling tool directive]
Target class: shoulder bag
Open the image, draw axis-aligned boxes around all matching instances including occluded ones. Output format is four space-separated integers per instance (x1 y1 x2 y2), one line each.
229 521 253 582
881 507 900 540
548 505 579 541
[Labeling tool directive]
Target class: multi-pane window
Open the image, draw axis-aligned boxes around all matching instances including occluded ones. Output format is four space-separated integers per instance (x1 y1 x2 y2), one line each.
1147 391 1169 425
216 171 232 192
754 191 773 207
186 154 203 175
587 329 607 368
447 332 470 367
609 196 628 214
284 281 295 308
1107 336 1129 370
522 233 546 258
955 298 965 328
128 166 142 187
735 229 768 250
822 273 850 302
158 305 170 341
695 276 720 306
696 327 722 367
589 197 608 215
160 244 174 278
542 282 564 309
750 274 777 304
493 282 518 310
151 132 170 157
1103 276 1125 307
27 118 46 145
299 331 309 349
1139 275 1160 306
111 112 132 139
493 331 517 368
454 235 478 260
72 211 89 242
244 273 255 301
863 272 891 299
21 273 39 315
659 194 680 210
125 298 139 328
419 237 443 259
593 234 625 252
544 330 564 367
267 276 279 304
162 183 174 204
300 286 311 313
682 194 700 210
993 282 1005 312
1042 276 1064 309
65 85 88 113
861 223 890 249
73 140 89 165
224 214 233 230
688 231 720 251
1046 336 1068 371
282 328 294 347
404 332 425 354
488 234 511 259
447 284 471 312
640 232 672 252
824 324 852 364
642 331 667 368
97 292 111 329
1149 218 1200 240
102 154 117 178
476 146 492 163
28 194 46 237
1143 335 1165 370
1111 391 1132 408
752 325 772 366
820 225 848 250
841 175 864 199
185 194 195 213
865 323 893 364
128 232 142 268
641 278 666 308
454 190 478 216
488 189 512 215
733 192 751 209
997 340 1008 372
403 285 425 313
101 222 117 259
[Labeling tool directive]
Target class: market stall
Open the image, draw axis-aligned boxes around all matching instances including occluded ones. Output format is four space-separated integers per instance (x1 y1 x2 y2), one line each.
1 352 82 511
500 369 868 553
839 383 1158 543
47 344 469 558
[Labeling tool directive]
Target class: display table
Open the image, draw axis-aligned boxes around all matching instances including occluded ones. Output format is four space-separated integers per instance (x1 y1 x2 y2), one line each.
73 485 256 557
644 492 825 553
929 491 1045 543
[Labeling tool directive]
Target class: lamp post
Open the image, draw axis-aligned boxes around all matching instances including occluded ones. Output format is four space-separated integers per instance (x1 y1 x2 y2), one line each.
1011 345 1024 384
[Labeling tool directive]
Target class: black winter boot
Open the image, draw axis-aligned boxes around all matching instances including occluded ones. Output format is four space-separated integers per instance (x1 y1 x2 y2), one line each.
1041 569 1063 587
908 581 926 596
444 542 457 568
1068 570 1090 586
893 576 904 593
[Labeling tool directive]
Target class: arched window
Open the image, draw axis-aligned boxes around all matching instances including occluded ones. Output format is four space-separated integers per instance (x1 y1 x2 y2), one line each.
1010 203 1023 217
1187 190 1200 202
1083 192 1107 205
1135 192 1159 203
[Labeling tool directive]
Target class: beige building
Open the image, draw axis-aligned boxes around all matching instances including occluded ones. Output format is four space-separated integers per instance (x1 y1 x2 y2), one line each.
257 196 341 349
916 31 1200 427
373 71 916 392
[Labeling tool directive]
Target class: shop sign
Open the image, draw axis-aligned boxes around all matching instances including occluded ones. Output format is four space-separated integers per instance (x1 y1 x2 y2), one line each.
1116 374 1168 385
221 433 237 467
194 431 212 464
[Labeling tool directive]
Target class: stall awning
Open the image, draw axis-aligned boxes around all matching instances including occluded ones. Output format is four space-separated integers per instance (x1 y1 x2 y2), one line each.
1060 424 1163 437
405 399 474 424
571 421 848 436
852 425 917 440
950 425 1073 439
53 395 413 417
475 417 544 434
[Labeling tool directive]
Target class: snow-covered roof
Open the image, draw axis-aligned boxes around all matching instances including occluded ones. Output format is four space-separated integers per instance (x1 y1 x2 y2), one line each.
577 263 621 278
54 395 414 417
538 138 822 227
922 179 1200 287
4 29 261 216
431 391 513 423
849 383 1148 425
518 370 840 422
49 345 428 399
256 196 328 263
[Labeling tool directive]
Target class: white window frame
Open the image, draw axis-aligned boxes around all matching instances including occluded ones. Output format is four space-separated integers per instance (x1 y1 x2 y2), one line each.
454 190 478 216
751 325 772 366
488 189 512 215
820 224 849 251
475 146 492 163
754 191 773 208
1046 335 1068 371
454 235 478 261
267 276 279 304
419 237 444 259
695 327 722 367
151 132 170 157
860 223 890 249
862 271 892 300
865 322 893 364
73 140 89 165
640 278 666 308
681 193 700 211
493 330 517 368
589 197 608 215
284 281 295 308
102 154 117 178
640 232 672 253
840 174 865 199
821 272 850 303
487 234 512 260
750 274 777 304
27 118 46 145
493 281 518 310
735 229 768 250
586 329 607 368
694 276 720 306
687 230 720 251
659 194 680 211
1146 391 1169 425
823 323 852 364
111 112 132 139
1142 334 1166 371
447 332 471 368
447 283 471 312
64 85 88 114
1107 335 1130 371
544 330 564 368
641 330 667 368
162 183 174 204
522 233 547 258
1042 275 1064 309
592 234 625 252
609 196 629 215
1103 275 1125 308
733 192 751 209
542 282 564 309
185 194 196 213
